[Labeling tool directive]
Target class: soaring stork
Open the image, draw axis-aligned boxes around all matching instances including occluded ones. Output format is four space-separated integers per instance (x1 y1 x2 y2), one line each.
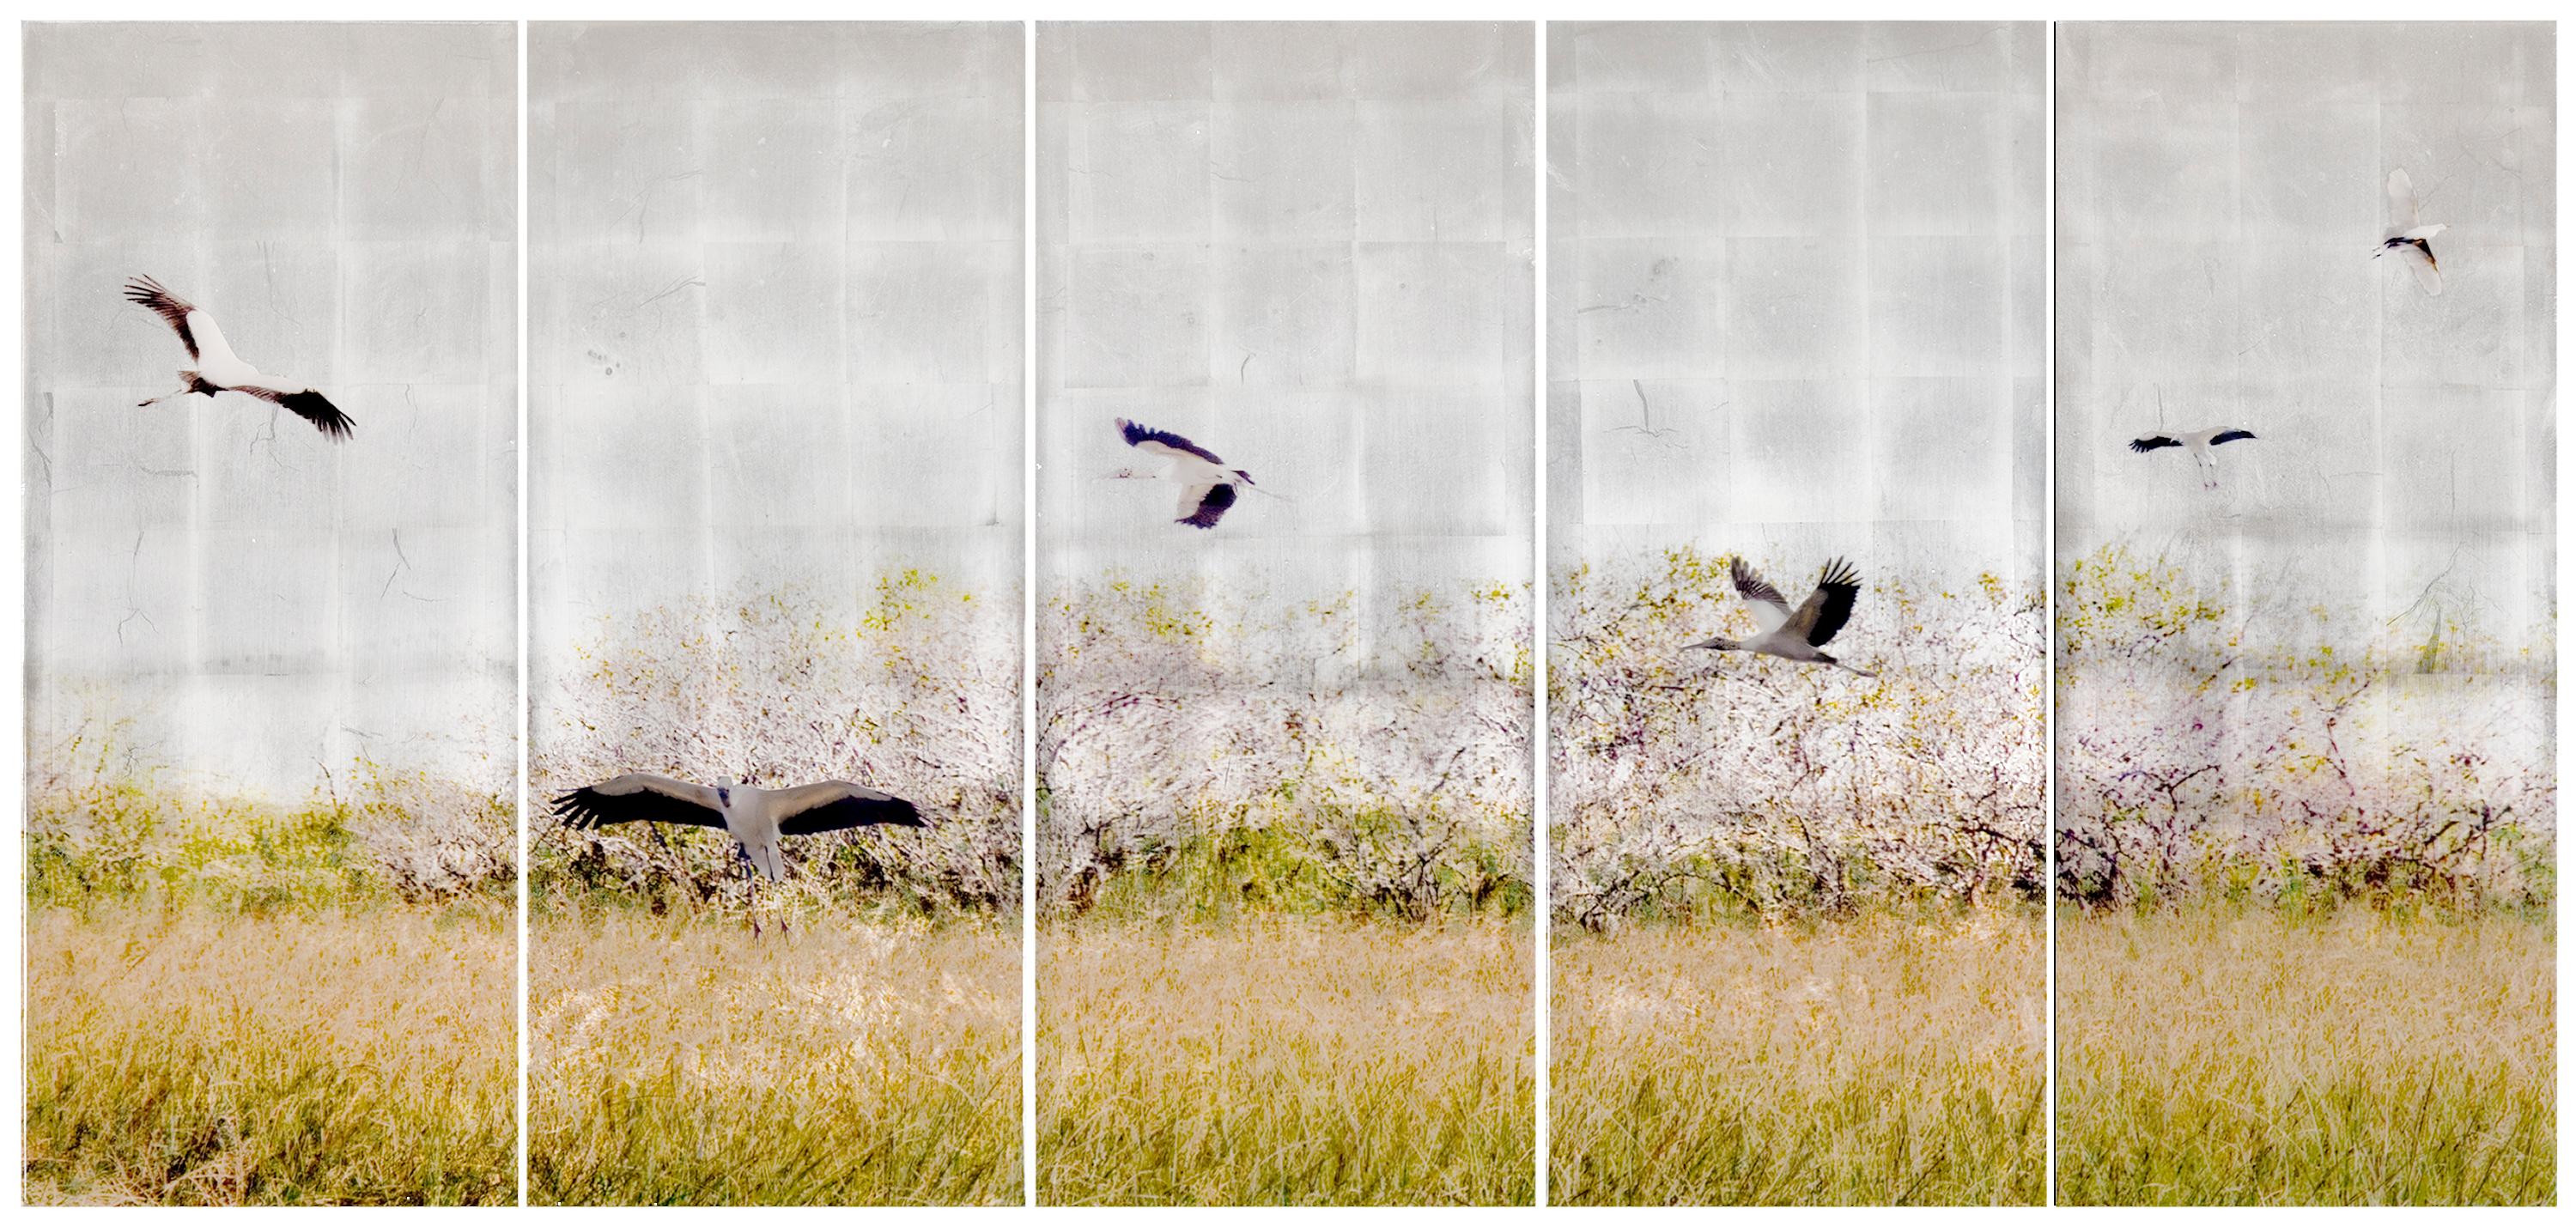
1112 417 1255 529
2129 427 2256 489
125 276 353 439
1685 556 1876 677
553 773 925 932
2377 169 2446 296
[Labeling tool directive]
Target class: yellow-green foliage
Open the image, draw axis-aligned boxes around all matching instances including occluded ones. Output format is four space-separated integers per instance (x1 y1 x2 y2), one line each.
1552 914 2044 1205
2057 545 2554 909
531 910 1020 1206
2059 908 2555 1204
1039 918 1534 1205
27 750 513 911
23 906 513 1205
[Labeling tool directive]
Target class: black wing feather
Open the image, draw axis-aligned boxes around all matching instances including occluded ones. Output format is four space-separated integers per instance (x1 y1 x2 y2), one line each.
1179 482 1238 529
1118 417 1227 465
2208 429 2256 446
278 390 355 440
124 275 200 360
779 793 927 836
550 785 726 830
2129 435 2181 453
1804 556 1863 647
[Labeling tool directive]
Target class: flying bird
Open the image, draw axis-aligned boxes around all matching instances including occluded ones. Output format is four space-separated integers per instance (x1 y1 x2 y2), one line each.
2376 169 2446 296
553 773 925 932
1684 556 1876 677
2130 427 2256 489
125 276 353 440
1112 417 1255 529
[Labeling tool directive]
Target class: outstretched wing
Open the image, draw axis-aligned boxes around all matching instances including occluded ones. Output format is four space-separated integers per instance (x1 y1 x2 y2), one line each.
2386 168 2421 233
769 781 927 836
123 275 242 365
2208 429 2256 446
235 381 355 440
1729 556 1792 633
1118 417 1227 465
2398 241 2443 296
2129 435 2182 453
1177 480 1237 529
1785 556 1863 647
552 774 726 830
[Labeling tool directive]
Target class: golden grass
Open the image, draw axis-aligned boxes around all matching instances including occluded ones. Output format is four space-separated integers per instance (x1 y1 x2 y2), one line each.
2058 908 2555 1205
529 909 1019 1205
23 904 513 1205
1552 913 2045 1205
1038 917 1534 1205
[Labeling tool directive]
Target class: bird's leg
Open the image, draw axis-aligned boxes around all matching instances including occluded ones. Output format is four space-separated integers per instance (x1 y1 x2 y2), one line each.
739 845 762 938
137 385 190 409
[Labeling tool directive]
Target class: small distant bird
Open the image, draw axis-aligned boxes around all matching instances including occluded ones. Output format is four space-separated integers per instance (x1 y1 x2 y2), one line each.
2377 169 2446 296
1112 418 1255 529
1685 556 1876 677
2130 427 2256 489
553 773 925 932
125 276 353 439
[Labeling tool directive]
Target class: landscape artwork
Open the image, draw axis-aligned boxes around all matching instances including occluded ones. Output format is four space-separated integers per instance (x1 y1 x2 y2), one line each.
1033 21 1540 1205
22 21 520 1204
1546 21 2050 1205
526 21 1024 1205
2054 21 2555 1205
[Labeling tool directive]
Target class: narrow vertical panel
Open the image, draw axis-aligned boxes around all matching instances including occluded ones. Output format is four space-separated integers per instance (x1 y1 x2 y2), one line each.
525 21 1024 1205
1546 22 2049 1204
2054 21 2554 1205
1033 21 1538 1205
21 21 518 1203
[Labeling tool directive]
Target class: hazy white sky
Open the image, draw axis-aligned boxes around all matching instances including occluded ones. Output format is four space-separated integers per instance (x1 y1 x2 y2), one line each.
26 22 517 797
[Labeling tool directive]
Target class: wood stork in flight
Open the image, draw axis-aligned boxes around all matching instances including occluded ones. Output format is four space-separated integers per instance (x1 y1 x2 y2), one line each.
1685 556 1876 677
2129 427 2256 489
1113 417 1255 529
2377 169 2446 296
125 276 353 439
553 773 925 932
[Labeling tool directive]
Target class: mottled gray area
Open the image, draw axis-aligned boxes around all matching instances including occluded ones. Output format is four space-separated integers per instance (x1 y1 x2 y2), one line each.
526 23 1024 719
1035 21 1537 607
24 22 516 796
2058 24 2553 658
1549 21 2048 595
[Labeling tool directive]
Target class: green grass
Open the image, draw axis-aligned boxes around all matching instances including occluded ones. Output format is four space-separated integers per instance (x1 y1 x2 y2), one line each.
23 905 514 1205
1551 913 2044 1205
2057 907 2555 1205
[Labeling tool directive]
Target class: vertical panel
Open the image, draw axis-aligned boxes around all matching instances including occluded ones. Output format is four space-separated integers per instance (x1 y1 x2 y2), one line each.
1033 21 1537 1205
22 21 517 1203
525 21 1024 1205
1546 21 2049 1204
2054 21 2554 1204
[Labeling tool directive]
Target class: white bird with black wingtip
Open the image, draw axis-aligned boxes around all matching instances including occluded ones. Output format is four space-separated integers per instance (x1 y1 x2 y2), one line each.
1111 417 1255 529
1685 556 1878 677
552 773 926 933
2377 168 2446 296
2129 426 2256 489
125 276 354 439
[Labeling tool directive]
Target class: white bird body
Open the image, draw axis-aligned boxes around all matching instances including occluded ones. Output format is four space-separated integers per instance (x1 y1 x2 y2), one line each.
125 276 353 439
2129 425 2256 489
1112 417 1254 529
554 772 925 931
2377 170 2445 296
1685 556 1875 677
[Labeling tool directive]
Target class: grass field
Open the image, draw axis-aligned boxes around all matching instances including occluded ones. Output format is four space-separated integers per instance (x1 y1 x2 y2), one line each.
23 905 514 1205
529 909 1020 1205
1551 913 2045 1205
1038 917 1534 1205
2058 908 2555 1205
